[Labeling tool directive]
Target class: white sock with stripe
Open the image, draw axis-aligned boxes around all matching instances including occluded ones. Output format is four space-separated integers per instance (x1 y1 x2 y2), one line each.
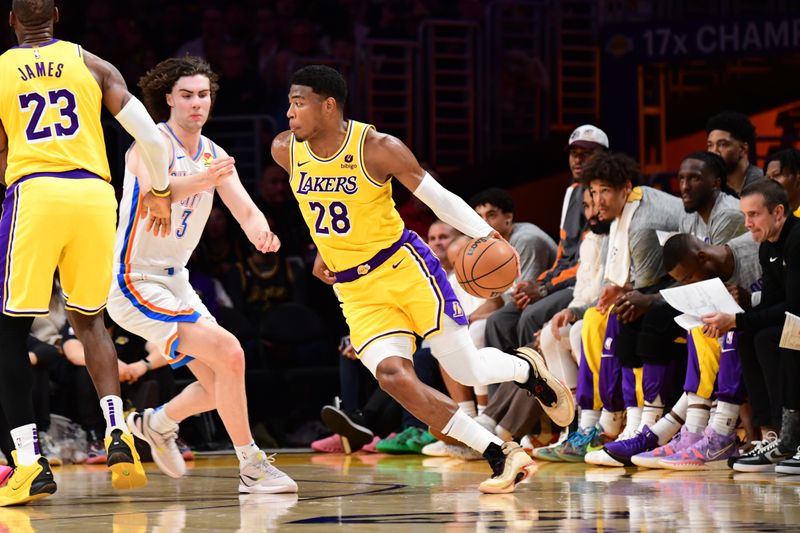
10 423 40 466
100 395 127 437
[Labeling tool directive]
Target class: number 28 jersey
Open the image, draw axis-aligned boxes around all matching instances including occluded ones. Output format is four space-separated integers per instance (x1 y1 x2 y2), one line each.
0 39 111 186
290 120 405 272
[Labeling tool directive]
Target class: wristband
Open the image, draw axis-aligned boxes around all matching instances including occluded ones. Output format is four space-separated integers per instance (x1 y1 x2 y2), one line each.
141 358 152 371
150 187 171 198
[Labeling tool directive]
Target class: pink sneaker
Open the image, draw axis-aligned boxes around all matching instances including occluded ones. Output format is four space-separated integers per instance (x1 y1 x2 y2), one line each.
0 465 11 486
311 434 344 453
361 434 389 453
659 426 737 470
631 426 703 469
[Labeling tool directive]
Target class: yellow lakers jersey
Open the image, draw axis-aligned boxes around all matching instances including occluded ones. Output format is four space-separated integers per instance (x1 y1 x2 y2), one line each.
0 40 111 186
290 120 405 272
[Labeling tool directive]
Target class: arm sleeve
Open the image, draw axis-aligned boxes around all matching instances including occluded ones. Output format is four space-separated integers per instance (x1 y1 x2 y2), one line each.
114 97 170 192
412 173 493 238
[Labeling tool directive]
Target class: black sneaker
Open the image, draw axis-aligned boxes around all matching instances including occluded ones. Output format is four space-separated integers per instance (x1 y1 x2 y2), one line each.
729 433 777 469
513 347 575 427
320 405 374 454
776 447 800 475
732 438 793 473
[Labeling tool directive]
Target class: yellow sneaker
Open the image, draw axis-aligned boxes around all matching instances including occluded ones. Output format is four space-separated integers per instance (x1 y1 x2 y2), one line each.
478 442 537 494
105 429 147 489
0 452 57 506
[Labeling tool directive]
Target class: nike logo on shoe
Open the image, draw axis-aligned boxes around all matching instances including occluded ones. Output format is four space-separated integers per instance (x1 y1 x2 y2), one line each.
706 442 735 461
770 257 778 262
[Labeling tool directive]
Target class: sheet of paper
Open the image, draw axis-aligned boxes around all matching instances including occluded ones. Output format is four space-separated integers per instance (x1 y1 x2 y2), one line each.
660 277 744 317
674 313 704 331
779 312 800 351
657 230 678 246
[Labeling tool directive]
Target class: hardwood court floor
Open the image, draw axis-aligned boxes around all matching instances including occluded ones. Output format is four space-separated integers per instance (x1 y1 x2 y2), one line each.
3 453 800 531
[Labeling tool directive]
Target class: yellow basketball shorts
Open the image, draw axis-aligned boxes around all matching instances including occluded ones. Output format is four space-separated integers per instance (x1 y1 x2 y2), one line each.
0 173 116 316
333 230 468 355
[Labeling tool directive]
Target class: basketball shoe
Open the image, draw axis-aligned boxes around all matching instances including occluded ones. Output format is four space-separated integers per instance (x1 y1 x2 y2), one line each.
585 426 658 467
105 428 147 489
127 409 186 479
659 426 737 470
732 438 793 472
320 405 374 454
632 426 702 468
311 434 345 453
776 447 800 475
729 432 777 469
557 427 610 462
478 442 537 494
0 452 56 506
513 347 575 427
239 452 298 494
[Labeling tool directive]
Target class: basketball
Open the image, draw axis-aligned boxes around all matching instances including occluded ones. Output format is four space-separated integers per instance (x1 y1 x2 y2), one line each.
454 237 518 299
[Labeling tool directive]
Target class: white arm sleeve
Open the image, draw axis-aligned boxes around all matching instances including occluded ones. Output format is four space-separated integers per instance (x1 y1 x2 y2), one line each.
412 172 493 238
114 97 170 192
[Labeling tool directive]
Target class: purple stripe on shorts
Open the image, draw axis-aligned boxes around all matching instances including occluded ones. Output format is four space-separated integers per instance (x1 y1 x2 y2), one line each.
0 182 22 313
642 363 668 403
576 343 596 410
405 231 469 331
683 329 701 395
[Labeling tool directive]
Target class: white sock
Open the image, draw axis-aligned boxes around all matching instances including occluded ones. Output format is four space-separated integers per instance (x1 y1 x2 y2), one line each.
458 401 478 418
149 405 180 434
495 425 514 442
710 401 740 436
640 395 664 431
624 406 642 435
511 356 531 383
235 442 261 466
100 395 126 437
477 404 486 416
650 393 688 444
685 393 712 434
598 410 623 436
441 409 502 453
10 423 40 466
579 409 601 431
474 413 497 430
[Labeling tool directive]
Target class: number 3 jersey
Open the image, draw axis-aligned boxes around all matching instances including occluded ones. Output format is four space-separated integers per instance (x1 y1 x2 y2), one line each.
114 124 217 273
0 40 111 185
290 120 405 272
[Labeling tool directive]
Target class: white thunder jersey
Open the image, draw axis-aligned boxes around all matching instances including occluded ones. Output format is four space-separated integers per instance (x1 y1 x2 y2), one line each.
114 123 217 273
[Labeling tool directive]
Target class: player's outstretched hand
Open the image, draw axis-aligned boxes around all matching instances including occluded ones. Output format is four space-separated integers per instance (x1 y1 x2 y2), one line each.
313 251 336 285
141 190 172 237
486 230 521 278
254 230 281 253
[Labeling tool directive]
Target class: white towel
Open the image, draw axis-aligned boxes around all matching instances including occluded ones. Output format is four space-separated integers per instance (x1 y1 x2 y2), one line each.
604 188 641 287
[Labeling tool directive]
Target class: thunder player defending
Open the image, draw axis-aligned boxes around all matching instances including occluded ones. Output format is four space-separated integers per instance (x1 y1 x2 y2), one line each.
272 65 573 494
106 56 297 494
0 0 172 505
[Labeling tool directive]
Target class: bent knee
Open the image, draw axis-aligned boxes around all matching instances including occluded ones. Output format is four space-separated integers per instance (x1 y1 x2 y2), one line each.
375 361 415 396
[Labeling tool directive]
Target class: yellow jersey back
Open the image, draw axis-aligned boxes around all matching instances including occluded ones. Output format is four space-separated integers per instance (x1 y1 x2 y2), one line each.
0 39 110 186
290 120 405 272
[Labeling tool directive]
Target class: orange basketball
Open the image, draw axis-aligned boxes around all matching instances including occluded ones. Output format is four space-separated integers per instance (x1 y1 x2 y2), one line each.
454 237 518 299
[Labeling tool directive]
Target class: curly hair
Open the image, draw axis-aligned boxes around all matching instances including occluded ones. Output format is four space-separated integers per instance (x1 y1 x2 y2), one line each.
577 151 640 189
137 56 219 122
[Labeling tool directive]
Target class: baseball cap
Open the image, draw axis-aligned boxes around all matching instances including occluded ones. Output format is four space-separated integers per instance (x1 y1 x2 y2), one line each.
568 125 609 150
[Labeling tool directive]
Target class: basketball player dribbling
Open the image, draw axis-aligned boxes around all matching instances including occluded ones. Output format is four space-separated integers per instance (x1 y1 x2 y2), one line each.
0 0 173 505
272 65 574 493
106 56 297 494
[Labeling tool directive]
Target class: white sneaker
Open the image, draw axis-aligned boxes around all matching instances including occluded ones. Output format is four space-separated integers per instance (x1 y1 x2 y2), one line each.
239 452 298 494
127 409 186 479
444 443 483 461
421 440 449 457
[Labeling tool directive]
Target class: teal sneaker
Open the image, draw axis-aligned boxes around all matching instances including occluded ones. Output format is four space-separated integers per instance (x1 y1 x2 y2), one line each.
533 432 579 462
375 427 422 454
556 427 605 462
406 430 437 454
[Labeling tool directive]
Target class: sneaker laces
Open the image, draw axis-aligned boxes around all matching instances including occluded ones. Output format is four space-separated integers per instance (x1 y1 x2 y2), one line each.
741 433 778 458
249 453 285 479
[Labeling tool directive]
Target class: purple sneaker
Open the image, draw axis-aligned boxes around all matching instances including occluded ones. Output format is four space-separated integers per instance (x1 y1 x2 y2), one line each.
632 426 703 469
585 426 659 467
659 426 737 471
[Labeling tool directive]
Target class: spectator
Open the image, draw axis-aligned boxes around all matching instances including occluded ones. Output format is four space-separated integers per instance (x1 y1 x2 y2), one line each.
706 111 763 196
